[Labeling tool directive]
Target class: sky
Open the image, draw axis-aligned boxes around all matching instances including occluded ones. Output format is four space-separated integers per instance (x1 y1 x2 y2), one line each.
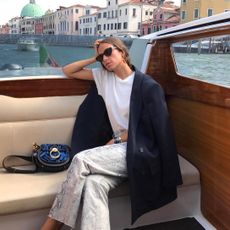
0 0 181 25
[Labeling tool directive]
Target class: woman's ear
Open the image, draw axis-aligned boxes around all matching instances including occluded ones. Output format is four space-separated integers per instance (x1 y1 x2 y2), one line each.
122 51 127 63
120 50 125 59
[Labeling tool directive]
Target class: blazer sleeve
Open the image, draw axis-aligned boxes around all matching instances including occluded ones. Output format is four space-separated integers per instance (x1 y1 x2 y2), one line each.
146 82 182 187
71 84 113 156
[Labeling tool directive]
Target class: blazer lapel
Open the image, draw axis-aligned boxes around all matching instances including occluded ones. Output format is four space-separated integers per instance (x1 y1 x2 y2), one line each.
129 70 143 135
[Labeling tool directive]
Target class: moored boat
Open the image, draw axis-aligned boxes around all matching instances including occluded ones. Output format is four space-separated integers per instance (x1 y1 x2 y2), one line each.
0 11 229 230
17 37 39 51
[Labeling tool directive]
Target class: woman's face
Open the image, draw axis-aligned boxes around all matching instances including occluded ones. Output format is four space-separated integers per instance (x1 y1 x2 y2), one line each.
97 43 124 71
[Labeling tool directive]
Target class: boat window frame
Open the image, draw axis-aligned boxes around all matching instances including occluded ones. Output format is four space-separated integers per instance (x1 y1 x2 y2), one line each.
145 24 230 109
171 34 230 88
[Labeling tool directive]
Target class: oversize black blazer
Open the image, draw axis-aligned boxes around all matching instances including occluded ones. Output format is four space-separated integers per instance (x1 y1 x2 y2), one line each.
71 68 182 224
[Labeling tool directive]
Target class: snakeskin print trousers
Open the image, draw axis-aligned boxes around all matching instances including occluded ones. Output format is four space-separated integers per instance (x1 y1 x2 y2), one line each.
49 143 128 230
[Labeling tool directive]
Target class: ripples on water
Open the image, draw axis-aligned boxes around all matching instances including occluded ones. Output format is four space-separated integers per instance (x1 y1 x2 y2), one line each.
0 44 100 77
0 44 40 67
47 45 99 67
174 53 230 87
0 44 98 67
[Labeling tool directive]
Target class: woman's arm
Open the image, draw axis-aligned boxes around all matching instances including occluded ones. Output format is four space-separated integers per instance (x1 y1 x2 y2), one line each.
62 57 96 81
106 130 128 145
62 40 102 81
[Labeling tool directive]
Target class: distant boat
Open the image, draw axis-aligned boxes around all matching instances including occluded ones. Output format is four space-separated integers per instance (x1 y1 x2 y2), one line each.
173 39 230 54
17 38 39 51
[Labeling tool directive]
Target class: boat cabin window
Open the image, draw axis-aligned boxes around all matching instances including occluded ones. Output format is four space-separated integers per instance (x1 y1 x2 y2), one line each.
171 34 230 87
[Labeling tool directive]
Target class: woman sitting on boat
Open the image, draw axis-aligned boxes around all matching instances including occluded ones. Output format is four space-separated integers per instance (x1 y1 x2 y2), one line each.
40 37 182 230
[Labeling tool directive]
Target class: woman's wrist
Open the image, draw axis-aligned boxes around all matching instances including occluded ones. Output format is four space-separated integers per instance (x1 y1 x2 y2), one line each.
113 129 127 144
113 136 122 144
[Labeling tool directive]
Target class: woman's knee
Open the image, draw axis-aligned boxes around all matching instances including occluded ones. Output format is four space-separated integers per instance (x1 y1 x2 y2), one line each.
84 175 111 194
72 152 86 165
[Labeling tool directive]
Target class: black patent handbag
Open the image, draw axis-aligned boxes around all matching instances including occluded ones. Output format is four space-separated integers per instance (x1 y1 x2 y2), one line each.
2 143 71 173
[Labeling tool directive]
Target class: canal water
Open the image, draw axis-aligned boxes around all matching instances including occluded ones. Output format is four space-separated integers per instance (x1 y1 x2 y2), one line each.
0 43 96 67
0 43 229 87
174 52 230 87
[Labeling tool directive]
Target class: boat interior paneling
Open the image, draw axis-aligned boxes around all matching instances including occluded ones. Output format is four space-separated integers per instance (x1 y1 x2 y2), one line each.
0 78 93 98
168 97 230 230
0 95 202 230
145 26 230 230
0 14 229 229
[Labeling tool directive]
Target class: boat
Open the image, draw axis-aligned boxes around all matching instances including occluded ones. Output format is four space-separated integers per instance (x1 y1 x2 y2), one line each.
0 11 229 230
172 39 230 54
17 37 39 51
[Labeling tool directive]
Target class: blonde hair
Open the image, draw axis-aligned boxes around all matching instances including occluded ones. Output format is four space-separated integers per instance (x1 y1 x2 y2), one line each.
97 37 132 69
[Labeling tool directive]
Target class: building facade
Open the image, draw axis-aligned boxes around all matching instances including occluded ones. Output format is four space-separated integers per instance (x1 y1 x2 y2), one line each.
78 5 101 36
42 10 55 34
79 12 98 35
152 1 179 32
54 5 100 35
95 0 157 37
0 25 10 34
19 0 45 34
20 18 36 34
1 0 181 36
141 0 180 35
9 17 21 34
181 0 230 23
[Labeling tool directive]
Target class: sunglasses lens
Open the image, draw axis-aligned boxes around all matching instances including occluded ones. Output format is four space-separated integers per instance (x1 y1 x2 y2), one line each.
104 47 113 57
96 47 113 62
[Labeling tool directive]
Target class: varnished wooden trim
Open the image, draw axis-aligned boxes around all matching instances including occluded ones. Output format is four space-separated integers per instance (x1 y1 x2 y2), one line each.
146 26 230 229
168 97 230 230
0 78 93 98
147 37 230 109
168 26 230 43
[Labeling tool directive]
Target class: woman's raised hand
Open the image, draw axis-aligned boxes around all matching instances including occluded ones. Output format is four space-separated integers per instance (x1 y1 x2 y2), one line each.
94 39 102 57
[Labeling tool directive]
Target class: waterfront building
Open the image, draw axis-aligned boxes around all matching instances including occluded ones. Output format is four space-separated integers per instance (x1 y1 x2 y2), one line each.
34 17 43 34
20 0 44 34
79 12 98 35
42 10 55 35
54 5 84 35
0 24 10 34
54 5 100 35
181 0 230 23
78 5 102 36
119 0 157 36
8 17 21 34
97 8 109 36
97 0 122 37
95 0 157 37
1 0 181 36
21 0 44 18
139 1 158 35
150 0 180 33
20 18 36 34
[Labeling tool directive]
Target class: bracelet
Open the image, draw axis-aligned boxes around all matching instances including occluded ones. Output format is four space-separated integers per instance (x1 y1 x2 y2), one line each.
114 136 122 144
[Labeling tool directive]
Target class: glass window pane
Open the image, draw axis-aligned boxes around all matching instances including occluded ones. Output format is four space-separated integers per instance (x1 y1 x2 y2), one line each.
171 35 230 87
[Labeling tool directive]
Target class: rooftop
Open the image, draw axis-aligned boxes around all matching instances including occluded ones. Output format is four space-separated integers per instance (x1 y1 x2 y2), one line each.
20 0 44 18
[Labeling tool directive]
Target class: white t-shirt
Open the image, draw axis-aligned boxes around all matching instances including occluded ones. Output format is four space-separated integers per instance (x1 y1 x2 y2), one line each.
92 68 134 133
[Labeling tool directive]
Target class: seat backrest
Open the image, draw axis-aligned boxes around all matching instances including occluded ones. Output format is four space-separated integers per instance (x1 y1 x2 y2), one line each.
0 95 85 167
129 38 151 73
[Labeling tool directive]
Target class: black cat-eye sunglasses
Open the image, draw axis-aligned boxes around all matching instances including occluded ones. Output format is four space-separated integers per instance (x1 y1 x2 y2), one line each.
96 47 116 62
